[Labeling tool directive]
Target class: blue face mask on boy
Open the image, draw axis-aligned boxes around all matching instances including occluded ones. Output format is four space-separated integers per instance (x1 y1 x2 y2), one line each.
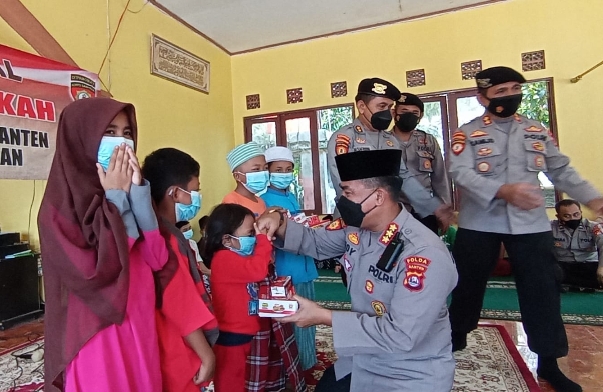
97 136 135 170
174 188 202 222
237 171 269 194
182 229 194 240
227 235 257 256
270 172 295 190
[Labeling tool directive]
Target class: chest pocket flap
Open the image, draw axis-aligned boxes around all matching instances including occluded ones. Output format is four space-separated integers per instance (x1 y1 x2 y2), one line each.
416 151 434 172
524 140 548 172
473 143 501 176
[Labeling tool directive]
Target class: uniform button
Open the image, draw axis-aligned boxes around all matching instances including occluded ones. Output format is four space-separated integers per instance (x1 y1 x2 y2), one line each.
404 229 412 234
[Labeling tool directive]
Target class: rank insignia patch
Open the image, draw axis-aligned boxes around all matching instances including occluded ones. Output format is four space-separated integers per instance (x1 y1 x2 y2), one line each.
482 116 492 126
477 147 493 157
365 280 374 294
470 130 489 138
386 140 394 147
534 156 544 168
326 218 345 231
371 300 386 317
348 232 359 245
355 125 364 134
477 162 491 173
423 160 431 169
379 222 399 246
355 137 366 144
403 256 431 292
525 126 543 133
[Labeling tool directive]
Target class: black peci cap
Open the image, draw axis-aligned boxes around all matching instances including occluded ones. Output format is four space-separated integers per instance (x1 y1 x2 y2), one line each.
336 149 401 182
475 66 526 89
357 78 401 101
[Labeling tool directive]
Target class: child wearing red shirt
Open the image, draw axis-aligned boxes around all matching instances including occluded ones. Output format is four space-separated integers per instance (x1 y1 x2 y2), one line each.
202 203 273 392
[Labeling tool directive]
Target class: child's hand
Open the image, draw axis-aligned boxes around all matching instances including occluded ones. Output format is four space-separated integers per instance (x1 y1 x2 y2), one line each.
254 222 267 236
126 147 142 186
334 264 342 273
193 351 215 385
97 144 133 193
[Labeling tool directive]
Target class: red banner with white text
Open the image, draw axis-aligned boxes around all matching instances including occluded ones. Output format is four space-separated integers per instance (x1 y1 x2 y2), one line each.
0 44 100 179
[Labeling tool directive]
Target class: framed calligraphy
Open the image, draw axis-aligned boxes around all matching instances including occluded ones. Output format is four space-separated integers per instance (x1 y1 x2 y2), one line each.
150 34 210 94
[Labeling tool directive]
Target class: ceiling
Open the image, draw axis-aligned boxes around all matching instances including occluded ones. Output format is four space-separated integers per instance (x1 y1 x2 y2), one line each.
152 0 507 54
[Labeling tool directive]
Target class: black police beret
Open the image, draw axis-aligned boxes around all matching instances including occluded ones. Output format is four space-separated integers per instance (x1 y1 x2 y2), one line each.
475 66 526 89
357 78 401 101
336 149 401 182
397 93 424 112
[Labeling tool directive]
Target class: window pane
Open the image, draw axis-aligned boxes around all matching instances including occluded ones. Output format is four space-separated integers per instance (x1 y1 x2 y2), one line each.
251 122 277 150
456 96 485 127
418 101 445 158
317 106 354 214
285 117 315 211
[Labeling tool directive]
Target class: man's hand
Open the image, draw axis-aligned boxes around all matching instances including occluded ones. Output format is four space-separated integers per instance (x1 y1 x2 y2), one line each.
586 198 603 217
192 350 215 385
257 209 286 240
597 266 603 287
97 144 133 192
280 295 332 327
496 183 544 210
434 204 454 232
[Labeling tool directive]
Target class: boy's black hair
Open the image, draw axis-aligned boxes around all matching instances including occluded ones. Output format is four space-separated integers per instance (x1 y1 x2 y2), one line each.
175 221 190 229
141 148 200 204
198 215 209 231
199 203 254 267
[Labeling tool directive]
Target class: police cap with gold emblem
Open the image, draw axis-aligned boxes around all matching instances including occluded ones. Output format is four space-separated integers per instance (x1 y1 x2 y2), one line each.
357 78 401 101
336 149 401 182
475 66 526 89
397 92 424 112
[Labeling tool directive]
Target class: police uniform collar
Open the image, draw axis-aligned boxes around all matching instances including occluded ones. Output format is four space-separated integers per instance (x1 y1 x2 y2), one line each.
374 207 411 249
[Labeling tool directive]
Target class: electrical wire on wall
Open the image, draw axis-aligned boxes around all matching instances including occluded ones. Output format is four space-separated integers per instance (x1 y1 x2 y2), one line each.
27 180 36 243
97 0 149 94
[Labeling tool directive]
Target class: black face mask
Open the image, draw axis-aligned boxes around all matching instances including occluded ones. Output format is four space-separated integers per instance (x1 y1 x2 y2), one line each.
562 219 581 231
395 112 420 132
336 189 378 227
364 107 393 131
486 94 523 118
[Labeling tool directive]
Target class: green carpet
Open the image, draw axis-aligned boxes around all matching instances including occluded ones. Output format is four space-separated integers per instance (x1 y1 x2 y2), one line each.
314 270 603 325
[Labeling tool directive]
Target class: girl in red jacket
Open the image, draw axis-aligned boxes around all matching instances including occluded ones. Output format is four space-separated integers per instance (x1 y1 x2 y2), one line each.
201 203 273 392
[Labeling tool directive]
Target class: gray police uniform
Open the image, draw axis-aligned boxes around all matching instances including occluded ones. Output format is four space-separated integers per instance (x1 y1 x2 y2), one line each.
280 208 458 392
551 219 603 264
327 118 441 218
448 113 603 358
551 219 603 288
394 129 451 210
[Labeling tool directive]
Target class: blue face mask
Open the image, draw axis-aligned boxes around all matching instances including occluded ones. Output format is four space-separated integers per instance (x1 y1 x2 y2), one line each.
174 188 202 222
237 171 269 194
270 172 295 190
97 136 135 170
182 228 194 240
227 235 257 256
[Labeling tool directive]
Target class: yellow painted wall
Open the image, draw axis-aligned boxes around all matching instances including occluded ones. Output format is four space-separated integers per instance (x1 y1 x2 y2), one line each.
0 0 234 248
231 0 603 216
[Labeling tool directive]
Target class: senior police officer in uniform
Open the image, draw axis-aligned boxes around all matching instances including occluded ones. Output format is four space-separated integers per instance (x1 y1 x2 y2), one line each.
327 78 453 228
392 93 452 233
448 66 603 392
551 199 603 290
258 149 458 392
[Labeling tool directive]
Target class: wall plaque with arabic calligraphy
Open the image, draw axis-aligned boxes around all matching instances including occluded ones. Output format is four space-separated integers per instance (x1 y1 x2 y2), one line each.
150 34 210 93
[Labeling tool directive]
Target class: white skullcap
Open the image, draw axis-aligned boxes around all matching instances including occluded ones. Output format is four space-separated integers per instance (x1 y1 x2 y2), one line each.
264 146 294 164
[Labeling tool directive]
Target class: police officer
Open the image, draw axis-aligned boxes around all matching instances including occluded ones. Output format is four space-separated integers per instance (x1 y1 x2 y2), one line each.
551 199 603 290
327 78 453 228
448 66 603 392
392 93 452 233
258 149 458 392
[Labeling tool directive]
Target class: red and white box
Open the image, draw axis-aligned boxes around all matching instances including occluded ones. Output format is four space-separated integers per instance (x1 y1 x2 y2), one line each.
258 276 298 318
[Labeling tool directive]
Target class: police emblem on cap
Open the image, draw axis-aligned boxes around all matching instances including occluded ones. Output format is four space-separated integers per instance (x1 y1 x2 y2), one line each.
477 78 493 88
398 94 406 102
372 83 387 95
